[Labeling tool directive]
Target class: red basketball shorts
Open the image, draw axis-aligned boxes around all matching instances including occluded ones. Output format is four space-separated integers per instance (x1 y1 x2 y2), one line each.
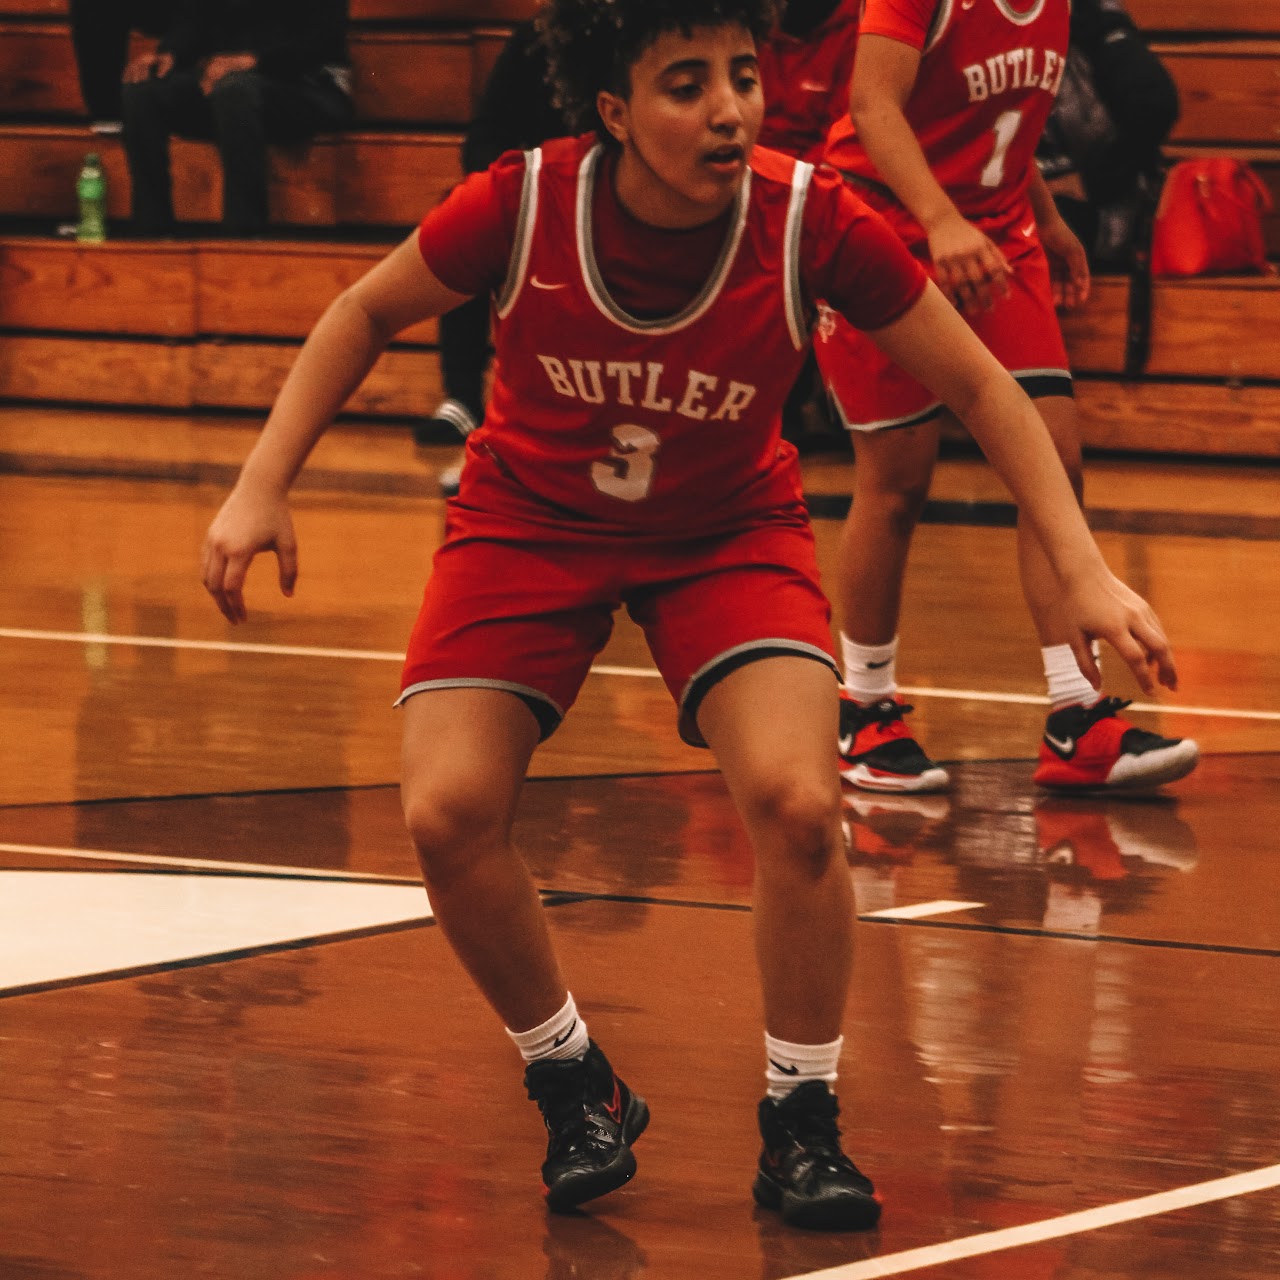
398 500 837 747
815 222 1073 433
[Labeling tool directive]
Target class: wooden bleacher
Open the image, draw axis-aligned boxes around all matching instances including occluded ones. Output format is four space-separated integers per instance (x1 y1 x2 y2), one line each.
0 0 1278 457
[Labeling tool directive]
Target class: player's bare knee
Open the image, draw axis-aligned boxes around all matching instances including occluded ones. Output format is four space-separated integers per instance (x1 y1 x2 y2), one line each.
746 777 842 879
402 790 505 886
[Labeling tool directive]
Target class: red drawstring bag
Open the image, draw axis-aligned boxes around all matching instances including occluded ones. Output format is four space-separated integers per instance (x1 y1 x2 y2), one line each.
1150 158 1273 276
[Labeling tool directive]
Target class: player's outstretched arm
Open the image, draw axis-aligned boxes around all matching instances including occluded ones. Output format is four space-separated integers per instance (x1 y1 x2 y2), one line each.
202 234 471 623
868 283 1177 694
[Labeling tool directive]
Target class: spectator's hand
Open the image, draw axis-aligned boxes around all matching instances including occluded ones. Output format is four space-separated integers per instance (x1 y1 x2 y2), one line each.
201 482 298 624
926 211 1012 315
124 51 173 83
200 53 258 95
1040 212 1091 309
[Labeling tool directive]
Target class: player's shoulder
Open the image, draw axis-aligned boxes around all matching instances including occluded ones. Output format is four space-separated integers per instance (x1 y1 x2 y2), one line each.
749 143 809 189
533 133 599 175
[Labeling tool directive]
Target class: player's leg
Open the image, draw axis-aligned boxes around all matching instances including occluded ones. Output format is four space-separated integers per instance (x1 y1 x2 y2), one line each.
1017 395 1199 789
399 529 647 1212
638 528 880 1230
698 656 881 1231
835 419 951 793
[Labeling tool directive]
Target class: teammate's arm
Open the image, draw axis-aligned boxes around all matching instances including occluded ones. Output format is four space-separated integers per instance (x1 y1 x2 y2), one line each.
849 32 1011 312
202 234 471 623
1028 162 1091 308
867 281 1176 693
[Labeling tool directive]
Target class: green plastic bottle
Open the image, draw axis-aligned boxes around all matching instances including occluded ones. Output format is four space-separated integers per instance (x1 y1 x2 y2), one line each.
76 153 107 243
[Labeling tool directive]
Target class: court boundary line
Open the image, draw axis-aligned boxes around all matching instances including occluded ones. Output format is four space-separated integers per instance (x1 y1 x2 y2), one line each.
2 628 1277 723
787 1162 1280 1280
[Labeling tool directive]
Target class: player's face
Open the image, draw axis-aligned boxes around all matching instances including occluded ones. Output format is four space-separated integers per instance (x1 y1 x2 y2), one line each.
598 24 763 228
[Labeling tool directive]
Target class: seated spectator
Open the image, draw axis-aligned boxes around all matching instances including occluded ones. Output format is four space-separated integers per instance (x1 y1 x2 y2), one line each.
1037 0 1179 270
121 0 354 237
69 0 176 133
420 18 571 449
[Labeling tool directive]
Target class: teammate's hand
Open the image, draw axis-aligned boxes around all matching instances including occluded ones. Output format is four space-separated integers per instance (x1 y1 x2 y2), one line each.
1062 569 1178 695
201 484 298 624
200 52 257 95
926 212 1012 315
1039 213 1091 309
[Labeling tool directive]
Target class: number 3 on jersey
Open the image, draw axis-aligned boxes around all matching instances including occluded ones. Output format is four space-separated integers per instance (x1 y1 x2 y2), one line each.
591 423 661 502
980 109 1023 189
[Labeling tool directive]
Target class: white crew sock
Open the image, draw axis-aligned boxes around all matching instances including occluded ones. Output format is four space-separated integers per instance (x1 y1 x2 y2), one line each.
507 993 590 1064
1042 643 1102 711
840 634 897 704
765 1032 843 1100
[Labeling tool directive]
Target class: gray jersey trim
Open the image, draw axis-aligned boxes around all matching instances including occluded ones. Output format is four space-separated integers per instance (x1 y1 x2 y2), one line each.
576 144 751 335
495 147 543 320
784 161 816 350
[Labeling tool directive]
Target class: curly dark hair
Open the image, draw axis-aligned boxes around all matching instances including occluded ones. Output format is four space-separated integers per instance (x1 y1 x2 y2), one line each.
537 0 782 141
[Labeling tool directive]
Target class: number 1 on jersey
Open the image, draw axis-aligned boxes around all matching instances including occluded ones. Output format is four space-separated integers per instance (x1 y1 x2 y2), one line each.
980 109 1023 189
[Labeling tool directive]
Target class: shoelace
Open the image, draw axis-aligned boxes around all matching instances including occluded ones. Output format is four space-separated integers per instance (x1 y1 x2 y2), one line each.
527 1067 614 1158
845 698 914 737
787 1091 859 1175
1073 695 1131 730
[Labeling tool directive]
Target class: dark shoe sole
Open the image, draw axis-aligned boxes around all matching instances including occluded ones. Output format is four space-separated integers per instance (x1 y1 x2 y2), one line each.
544 1093 650 1213
752 1169 882 1231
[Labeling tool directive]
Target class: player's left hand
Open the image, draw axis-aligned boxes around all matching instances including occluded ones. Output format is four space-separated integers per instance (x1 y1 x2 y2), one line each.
1039 214 1091 309
1062 568 1177 695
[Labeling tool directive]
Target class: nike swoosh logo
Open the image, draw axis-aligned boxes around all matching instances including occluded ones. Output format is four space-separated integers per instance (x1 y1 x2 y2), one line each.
552 1018 578 1049
1021 222 1037 238
838 733 856 756
1044 732 1075 756
769 1059 801 1076
603 1078 623 1122
866 659 891 669
530 276 568 291
799 80 830 93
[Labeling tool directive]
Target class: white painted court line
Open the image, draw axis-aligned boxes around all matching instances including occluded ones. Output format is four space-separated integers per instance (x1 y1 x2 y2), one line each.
2 628 1276 720
0 841 420 884
789 1162 1280 1280
862 900 984 920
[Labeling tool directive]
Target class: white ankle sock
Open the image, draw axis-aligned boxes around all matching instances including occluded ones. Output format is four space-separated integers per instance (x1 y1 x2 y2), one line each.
840 635 897 704
1042 644 1102 711
765 1032 843 1100
507 993 589 1064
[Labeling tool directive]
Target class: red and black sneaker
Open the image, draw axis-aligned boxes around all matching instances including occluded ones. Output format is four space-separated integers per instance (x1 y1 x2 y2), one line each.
753 1082 882 1231
838 693 950 794
1033 697 1199 791
524 1041 649 1212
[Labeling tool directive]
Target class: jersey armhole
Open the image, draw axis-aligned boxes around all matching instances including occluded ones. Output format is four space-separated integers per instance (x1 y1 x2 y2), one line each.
784 161 816 350
495 148 542 319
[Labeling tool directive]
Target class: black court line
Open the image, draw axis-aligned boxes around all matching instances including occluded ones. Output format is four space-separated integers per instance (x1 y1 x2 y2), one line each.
803 493 1280 541
538 890 1280 961
0 917 433 1002
0 768 721 812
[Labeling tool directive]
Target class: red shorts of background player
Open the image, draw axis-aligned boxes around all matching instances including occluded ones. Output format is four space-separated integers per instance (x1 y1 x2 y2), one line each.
814 220 1073 433
397 479 838 748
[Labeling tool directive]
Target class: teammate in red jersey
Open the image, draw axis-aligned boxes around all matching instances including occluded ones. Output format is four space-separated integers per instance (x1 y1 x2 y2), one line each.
202 0 1180 1229
816 0 1199 795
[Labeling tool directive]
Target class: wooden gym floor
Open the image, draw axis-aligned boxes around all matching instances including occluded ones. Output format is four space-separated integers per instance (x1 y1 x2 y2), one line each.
1 407 1278 1279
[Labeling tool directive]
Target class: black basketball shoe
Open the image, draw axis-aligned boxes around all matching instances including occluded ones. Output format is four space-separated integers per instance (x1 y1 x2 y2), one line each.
753 1081 882 1231
525 1041 650 1212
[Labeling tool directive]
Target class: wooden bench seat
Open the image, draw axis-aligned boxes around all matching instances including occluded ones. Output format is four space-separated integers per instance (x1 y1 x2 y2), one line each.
0 124 462 227
1154 39 1280 146
0 0 534 18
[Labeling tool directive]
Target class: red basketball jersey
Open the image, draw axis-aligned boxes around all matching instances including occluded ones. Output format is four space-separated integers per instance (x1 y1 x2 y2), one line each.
827 0 1069 236
473 136 819 533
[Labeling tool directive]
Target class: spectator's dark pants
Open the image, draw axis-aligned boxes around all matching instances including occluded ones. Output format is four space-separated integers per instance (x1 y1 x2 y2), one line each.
121 68 353 235
69 0 173 121
438 294 489 422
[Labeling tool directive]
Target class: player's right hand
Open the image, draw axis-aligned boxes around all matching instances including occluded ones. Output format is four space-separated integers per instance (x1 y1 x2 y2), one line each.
201 486 298 624
927 213 1011 315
